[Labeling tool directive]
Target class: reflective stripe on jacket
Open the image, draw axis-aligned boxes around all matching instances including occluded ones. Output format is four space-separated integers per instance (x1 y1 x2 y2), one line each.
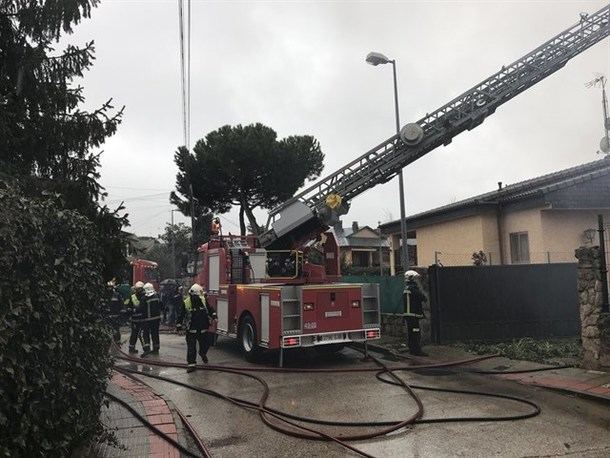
180 294 216 331
141 294 161 321
403 282 425 319
184 295 208 312
124 293 140 306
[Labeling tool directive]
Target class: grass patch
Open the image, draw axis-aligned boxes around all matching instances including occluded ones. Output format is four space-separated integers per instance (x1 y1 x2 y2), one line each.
453 337 581 365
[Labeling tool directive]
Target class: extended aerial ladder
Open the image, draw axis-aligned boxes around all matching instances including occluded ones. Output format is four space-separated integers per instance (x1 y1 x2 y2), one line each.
260 5 610 250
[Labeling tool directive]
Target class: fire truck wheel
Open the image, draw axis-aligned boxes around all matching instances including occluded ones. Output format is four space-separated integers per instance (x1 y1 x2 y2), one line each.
239 315 259 362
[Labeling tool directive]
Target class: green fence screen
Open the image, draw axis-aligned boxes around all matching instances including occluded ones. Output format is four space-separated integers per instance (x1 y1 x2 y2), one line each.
341 275 404 314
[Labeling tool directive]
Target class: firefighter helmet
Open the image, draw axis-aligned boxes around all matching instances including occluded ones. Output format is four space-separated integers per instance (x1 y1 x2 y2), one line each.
143 283 156 296
189 283 205 296
134 281 145 289
404 270 420 280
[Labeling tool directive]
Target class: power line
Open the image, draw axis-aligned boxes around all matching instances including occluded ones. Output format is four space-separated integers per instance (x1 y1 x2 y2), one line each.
124 204 174 210
218 214 240 230
177 0 187 149
107 192 170 203
104 185 172 192
187 0 192 150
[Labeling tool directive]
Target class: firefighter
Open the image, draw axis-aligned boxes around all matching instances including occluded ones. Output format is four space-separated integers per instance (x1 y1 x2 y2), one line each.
403 270 427 356
126 281 146 353
177 283 217 372
141 282 162 357
211 217 221 236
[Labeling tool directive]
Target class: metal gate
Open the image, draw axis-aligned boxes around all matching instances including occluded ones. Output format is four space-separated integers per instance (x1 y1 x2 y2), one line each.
428 263 579 343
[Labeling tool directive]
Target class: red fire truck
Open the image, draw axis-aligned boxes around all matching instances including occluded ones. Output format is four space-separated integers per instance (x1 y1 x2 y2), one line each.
195 5 609 364
195 233 381 364
130 258 160 291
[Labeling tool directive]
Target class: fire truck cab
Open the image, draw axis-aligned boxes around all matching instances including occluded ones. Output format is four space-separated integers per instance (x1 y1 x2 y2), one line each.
195 233 381 363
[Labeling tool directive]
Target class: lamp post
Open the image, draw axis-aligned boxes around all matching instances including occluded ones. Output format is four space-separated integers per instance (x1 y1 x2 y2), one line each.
366 51 409 272
378 221 384 276
170 209 179 279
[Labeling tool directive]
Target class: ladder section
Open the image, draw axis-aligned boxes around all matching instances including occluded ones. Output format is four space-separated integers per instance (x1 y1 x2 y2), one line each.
266 5 609 227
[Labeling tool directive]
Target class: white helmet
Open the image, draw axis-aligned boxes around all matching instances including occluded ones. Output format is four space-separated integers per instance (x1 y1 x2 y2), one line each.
134 281 145 289
143 282 155 297
404 270 420 280
189 283 204 296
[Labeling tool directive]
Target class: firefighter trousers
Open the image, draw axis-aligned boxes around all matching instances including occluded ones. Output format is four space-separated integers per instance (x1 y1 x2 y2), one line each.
186 330 211 365
405 316 422 354
128 321 143 350
142 319 160 351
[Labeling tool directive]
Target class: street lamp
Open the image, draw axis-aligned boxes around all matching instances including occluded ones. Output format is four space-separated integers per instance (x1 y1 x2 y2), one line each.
366 51 409 272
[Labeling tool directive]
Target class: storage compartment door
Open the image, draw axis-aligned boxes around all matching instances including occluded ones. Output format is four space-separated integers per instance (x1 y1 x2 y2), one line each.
260 294 270 344
208 254 220 293
217 298 228 333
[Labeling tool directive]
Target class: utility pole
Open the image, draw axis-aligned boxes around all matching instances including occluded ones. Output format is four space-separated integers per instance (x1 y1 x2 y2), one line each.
189 183 198 276
378 221 383 276
391 60 410 274
170 209 178 279
365 52 409 274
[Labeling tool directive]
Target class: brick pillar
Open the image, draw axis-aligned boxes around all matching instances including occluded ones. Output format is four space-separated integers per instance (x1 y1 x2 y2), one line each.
575 246 610 369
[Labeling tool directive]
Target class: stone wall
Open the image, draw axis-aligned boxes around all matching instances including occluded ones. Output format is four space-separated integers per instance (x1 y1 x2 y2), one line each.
575 246 610 369
380 267 432 345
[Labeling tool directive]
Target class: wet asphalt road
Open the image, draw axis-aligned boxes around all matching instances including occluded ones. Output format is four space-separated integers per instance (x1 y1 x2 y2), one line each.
116 332 610 458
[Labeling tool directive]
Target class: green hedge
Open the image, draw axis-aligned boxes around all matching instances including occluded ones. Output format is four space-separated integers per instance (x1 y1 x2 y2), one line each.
0 184 113 456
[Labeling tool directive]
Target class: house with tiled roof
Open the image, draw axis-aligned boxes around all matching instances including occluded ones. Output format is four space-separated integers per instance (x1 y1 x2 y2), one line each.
330 221 390 270
380 157 610 271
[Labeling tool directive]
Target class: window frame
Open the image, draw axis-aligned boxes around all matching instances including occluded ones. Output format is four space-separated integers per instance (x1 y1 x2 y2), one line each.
510 231 530 264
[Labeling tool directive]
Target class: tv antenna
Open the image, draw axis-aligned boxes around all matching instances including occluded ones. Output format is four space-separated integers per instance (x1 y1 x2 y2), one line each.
586 74 610 155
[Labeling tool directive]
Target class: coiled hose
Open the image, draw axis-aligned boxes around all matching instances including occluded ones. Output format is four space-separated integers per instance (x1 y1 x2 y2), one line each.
112 342 542 457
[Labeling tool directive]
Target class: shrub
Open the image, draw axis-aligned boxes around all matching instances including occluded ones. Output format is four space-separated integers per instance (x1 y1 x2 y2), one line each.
0 183 114 456
454 337 581 364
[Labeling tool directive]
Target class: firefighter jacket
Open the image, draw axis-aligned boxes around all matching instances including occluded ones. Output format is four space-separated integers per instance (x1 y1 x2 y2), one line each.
126 291 145 322
138 293 162 322
403 280 426 319
178 294 217 332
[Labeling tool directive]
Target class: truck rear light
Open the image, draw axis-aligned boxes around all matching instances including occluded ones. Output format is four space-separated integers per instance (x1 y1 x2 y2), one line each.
351 300 360 308
283 337 300 347
303 303 314 311
366 329 380 339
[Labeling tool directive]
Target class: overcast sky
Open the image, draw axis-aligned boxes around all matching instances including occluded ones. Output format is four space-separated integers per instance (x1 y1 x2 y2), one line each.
67 0 610 237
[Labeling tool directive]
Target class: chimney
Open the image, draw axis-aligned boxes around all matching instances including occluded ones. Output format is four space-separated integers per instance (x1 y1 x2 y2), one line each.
352 221 359 232
498 181 503 190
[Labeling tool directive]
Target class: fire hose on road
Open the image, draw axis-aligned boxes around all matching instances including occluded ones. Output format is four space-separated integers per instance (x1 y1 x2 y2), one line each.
111 341 544 457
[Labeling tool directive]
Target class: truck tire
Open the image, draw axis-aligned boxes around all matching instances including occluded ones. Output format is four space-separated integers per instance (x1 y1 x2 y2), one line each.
239 315 259 362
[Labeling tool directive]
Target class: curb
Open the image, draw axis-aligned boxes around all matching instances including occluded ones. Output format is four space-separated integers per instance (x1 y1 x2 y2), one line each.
111 372 182 457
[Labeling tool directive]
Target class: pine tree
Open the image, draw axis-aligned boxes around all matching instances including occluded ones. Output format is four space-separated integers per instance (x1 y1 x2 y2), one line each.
0 0 126 279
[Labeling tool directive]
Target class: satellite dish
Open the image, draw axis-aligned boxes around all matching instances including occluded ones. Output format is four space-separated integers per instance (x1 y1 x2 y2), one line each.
601 136 610 154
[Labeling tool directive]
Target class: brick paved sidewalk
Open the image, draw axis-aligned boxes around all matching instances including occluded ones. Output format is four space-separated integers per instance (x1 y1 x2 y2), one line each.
498 367 610 401
368 341 610 402
79 372 190 458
